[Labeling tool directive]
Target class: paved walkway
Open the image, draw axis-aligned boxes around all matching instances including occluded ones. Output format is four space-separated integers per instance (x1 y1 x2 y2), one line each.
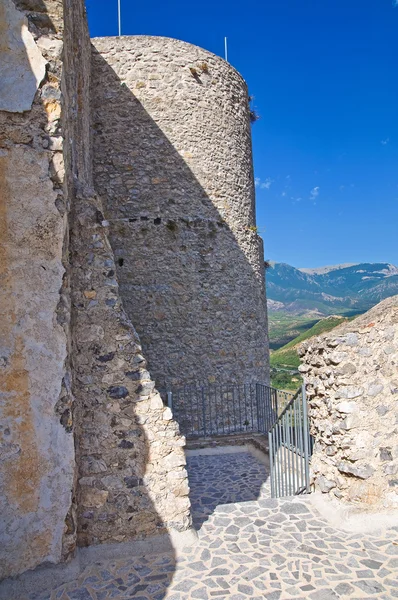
25 451 398 600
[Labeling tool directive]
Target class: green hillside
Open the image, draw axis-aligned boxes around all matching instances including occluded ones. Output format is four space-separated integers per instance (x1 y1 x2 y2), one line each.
268 312 319 349
270 315 349 369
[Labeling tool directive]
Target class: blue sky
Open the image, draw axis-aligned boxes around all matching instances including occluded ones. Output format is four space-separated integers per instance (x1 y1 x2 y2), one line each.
86 0 398 268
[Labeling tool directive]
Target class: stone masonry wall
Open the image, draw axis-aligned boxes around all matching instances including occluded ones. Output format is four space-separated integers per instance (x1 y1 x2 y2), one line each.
62 2 193 551
91 36 269 392
0 0 192 580
70 194 191 547
299 296 398 509
0 0 74 579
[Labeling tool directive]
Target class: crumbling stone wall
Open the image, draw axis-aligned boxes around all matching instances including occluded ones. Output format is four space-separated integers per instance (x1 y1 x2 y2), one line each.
70 195 191 546
299 296 398 509
91 36 269 391
61 12 191 548
0 0 73 579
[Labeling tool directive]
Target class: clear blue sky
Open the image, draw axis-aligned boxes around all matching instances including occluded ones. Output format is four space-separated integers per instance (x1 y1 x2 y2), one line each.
86 0 398 268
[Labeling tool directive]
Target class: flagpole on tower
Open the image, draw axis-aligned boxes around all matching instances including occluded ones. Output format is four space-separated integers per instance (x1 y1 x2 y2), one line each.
118 0 121 36
224 37 228 62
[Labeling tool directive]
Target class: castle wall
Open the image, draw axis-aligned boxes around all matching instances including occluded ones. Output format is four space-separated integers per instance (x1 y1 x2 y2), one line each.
91 36 269 391
1 1 192 580
61 23 191 548
0 10 270 580
299 296 398 509
0 0 74 578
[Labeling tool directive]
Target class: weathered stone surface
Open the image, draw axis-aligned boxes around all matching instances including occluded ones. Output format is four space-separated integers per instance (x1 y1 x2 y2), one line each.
1 0 273 584
36 34 63 58
0 0 78 580
336 401 358 414
80 488 109 508
317 476 336 493
301 296 398 508
337 462 375 480
335 386 363 400
91 36 269 394
0 0 46 112
60 16 193 548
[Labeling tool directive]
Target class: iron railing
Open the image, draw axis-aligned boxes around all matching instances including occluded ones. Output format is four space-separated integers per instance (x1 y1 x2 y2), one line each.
167 382 281 438
268 384 311 497
167 381 312 499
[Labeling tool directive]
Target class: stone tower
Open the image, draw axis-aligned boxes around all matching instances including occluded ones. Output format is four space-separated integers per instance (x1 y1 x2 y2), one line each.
91 36 270 391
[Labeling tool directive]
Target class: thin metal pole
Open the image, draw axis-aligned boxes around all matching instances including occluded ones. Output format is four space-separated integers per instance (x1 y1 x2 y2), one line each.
282 413 287 496
298 390 304 490
269 428 275 497
276 424 282 497
238 385 242 431
256 384 260 433
244 384 248 430
268 386 272 431
209 383 212 435
224 36 228 62
197 387 202 436
232 385 237 434
117 0 121 36
167 391 173 411
201 387 206 437
214 384 218 434
294 398 299 494
191 386 194 438
250 383 254 432
302 384 311 492
286 409 292 495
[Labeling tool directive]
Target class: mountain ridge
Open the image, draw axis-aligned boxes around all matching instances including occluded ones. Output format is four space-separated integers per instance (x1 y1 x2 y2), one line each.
266 261 398 316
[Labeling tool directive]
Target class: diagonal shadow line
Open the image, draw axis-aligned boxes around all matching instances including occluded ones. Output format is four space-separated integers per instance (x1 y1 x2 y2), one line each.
90 41 269 399
186 450 271 530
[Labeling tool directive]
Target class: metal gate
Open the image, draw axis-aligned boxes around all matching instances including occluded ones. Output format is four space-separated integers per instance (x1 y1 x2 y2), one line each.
268 384 312 497
166 382 280 438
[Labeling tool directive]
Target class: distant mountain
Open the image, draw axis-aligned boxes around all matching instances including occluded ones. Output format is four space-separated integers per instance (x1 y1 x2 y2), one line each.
267 262 398 316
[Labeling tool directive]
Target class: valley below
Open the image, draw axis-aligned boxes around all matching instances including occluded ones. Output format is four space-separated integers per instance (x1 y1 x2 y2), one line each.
267 260 398 390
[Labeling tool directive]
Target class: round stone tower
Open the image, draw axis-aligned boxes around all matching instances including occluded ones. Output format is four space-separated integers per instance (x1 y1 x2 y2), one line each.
91 35 269 390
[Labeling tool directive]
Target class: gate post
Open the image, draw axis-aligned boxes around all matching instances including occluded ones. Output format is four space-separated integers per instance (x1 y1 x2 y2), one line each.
301 383 310 493
268 428 275 497
255 383 261 433
273 387 278 419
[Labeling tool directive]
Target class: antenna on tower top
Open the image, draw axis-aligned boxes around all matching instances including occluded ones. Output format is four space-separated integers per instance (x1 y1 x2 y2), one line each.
118 0 122 36
224 36 228 62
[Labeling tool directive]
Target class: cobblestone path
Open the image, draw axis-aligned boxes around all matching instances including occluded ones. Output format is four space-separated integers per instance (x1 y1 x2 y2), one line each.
27 452 398 600
187 451 270 529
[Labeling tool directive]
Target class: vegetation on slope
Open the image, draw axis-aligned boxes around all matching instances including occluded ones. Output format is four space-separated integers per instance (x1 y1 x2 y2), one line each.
270 368 302 391
268 312 319 350
270 315 348 369
269 315 358 391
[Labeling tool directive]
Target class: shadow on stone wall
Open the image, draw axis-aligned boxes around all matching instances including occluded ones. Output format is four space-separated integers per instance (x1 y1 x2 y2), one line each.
1 3 185 598
63 11 191 600
90 45 269 396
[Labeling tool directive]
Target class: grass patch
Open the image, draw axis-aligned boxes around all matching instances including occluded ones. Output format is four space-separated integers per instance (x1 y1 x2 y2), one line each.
270 367 302 392
268 312 319 350
270 315 353 369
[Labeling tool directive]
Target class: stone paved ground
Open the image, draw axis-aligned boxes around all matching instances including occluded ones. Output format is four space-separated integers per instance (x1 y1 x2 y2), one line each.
26 451 398 600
